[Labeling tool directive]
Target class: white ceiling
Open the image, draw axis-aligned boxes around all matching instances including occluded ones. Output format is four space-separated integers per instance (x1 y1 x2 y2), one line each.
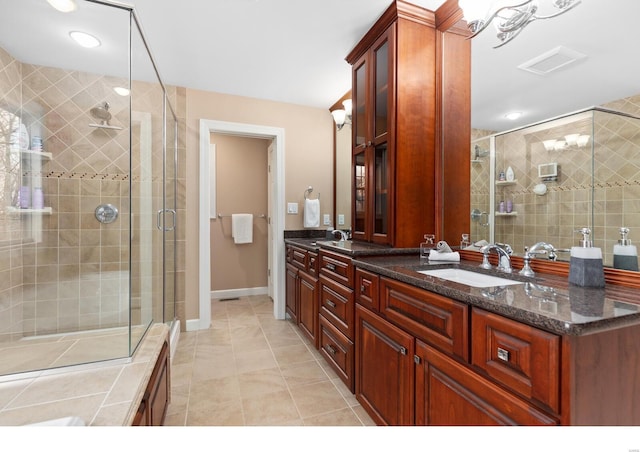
1 0 639 132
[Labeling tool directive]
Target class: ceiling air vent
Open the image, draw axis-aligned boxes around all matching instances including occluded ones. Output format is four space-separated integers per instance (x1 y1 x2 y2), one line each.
518 46 587 76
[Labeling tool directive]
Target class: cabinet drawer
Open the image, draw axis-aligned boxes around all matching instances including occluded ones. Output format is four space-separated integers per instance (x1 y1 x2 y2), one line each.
355 268 379 312
308 251 319 277
319 275 354 339
319 250 353 287
471 308 561 414
319 314 354 392
291 246 308 271
380 276 468 360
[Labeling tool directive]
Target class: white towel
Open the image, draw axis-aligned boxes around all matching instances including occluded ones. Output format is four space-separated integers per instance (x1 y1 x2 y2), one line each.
429 249 460 262
303 198 320 228
231 213 253 244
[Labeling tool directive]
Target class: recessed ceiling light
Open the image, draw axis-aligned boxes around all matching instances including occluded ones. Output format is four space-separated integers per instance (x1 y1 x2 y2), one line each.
47 0 77 13
114 86 130 96
69 31 101 48
505 111 523 121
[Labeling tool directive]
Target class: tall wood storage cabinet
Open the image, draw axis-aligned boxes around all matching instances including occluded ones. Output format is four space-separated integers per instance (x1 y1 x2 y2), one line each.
347 0 436 248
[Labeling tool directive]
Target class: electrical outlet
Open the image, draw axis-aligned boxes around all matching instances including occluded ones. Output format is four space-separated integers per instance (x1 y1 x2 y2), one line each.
287 202 298 214
323 214 331 225
338 214 345 226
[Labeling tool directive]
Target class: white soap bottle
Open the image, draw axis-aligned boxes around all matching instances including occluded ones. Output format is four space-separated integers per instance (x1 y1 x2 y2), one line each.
613 227 639 271
569 227 605 288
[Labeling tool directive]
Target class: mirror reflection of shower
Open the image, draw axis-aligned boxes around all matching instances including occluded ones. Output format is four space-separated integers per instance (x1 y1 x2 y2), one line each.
472 144 489 161
89 101 123 130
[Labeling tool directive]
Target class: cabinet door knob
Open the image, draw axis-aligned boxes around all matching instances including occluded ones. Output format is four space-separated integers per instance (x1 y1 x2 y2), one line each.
326 300 336 308
497 347 510 362
326 344 337 355
360 284 366 294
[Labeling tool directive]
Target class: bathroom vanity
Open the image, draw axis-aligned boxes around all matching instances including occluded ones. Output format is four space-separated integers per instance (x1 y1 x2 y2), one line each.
285 237 640 426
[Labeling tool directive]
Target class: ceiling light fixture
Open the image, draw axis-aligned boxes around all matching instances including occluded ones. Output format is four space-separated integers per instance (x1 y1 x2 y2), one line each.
505 111 522 120
458 0 582 48
47 0 77 13
69 31 101 48
331 99 352 131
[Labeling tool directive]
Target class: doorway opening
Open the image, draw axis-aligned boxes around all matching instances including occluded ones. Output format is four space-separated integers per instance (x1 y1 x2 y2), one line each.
198 120 285 329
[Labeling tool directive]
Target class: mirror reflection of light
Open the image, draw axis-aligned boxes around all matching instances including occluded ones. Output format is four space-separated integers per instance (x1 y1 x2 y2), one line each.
69 31 101 49
114 87 130 96
47 0 77 13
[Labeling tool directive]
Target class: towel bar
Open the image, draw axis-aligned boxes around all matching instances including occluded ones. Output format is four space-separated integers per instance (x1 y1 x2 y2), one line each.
217 213 266 219
304 186 320 200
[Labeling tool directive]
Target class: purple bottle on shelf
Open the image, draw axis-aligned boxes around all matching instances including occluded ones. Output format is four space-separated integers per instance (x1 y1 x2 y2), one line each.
19 186 30 208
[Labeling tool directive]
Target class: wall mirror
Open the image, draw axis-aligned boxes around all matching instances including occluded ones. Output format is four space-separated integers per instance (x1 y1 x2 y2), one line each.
467 0 640 271
331 91 352 232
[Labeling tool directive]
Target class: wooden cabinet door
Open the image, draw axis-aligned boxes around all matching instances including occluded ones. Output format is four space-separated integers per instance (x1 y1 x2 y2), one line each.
285 263 299 323
298 270 319 348
415 341 558 426
355 304 414 425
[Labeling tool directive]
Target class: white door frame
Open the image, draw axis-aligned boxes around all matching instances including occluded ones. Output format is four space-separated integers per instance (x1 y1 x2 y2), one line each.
198 119 286 329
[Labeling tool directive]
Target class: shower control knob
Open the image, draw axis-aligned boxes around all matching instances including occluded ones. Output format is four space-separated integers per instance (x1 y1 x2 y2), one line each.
95 204 119 224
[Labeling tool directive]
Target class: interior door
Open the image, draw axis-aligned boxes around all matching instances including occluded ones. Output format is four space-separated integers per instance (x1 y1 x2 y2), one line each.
268 140 274 299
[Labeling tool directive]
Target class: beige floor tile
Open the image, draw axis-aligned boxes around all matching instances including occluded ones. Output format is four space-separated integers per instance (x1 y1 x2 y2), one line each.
188 375 241 411
280 360 331 387
234 348 278 374
289 381 350 419
187 400 244 426
242 389 301 426
237 367 288 399
271 343 316 367
303 407 364 426
164 296 375 427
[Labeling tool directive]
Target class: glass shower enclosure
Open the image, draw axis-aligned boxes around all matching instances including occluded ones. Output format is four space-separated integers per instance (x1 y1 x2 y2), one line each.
0 0 177 378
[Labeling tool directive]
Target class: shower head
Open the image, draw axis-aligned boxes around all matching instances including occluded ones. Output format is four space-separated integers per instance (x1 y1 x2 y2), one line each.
90 102 112 125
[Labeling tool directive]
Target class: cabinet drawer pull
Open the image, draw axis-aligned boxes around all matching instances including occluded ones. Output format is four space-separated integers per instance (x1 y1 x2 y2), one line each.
326 300 336 308
497 347 510 362
399 346 407 355
360 284 366 293
326 263 336 271
326 344 337 355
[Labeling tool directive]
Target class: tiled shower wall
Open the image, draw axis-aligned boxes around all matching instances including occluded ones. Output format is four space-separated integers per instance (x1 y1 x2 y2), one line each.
0 45 187 340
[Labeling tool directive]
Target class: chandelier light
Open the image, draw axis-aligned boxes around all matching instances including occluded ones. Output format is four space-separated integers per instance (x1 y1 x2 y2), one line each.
458 0 582 48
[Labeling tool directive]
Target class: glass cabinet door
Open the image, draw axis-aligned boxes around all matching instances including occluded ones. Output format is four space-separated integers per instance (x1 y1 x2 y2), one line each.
373 38 389 140
353 149 367 238
374 143 388 237
353 60 367 148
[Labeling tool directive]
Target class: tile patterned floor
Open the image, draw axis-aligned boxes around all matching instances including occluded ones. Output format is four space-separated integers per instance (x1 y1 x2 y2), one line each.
164 295 375 426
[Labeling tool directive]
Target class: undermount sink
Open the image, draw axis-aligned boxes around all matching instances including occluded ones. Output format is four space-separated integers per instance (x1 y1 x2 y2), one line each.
418 268 524 288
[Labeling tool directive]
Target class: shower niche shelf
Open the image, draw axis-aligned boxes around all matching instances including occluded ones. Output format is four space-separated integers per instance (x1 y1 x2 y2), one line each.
7 206 53 215
495 211 517 217
495 179 517 186
12 149 52 160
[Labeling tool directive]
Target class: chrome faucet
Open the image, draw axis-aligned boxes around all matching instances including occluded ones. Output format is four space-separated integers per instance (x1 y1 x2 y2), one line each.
479 243 513 273
519 241 560 277
332 229 349 242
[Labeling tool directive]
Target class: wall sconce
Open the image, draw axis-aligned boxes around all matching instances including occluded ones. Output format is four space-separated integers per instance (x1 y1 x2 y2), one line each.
458 0 582 48
331 99 352 130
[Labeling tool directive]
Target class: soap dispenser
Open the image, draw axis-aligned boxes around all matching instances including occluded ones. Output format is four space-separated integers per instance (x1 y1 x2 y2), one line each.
613 227 639 271
569 227 605 288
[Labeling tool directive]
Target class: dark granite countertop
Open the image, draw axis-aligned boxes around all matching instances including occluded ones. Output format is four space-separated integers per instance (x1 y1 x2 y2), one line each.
352 255 640 336
284 238 419 256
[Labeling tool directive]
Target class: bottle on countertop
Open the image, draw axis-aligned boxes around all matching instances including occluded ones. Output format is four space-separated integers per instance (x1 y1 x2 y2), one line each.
569 227 605 288
613 227 639 271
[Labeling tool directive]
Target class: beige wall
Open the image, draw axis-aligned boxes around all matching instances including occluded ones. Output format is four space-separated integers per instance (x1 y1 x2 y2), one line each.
184 88 334 320
210 134 269 291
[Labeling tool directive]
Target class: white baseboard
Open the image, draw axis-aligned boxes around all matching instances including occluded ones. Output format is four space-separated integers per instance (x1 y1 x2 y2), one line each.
211 286 268 300
185 318 204 332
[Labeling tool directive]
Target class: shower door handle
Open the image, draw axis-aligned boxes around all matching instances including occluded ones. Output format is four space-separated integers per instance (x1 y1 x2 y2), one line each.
157 209 177 231
165 209 176 231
